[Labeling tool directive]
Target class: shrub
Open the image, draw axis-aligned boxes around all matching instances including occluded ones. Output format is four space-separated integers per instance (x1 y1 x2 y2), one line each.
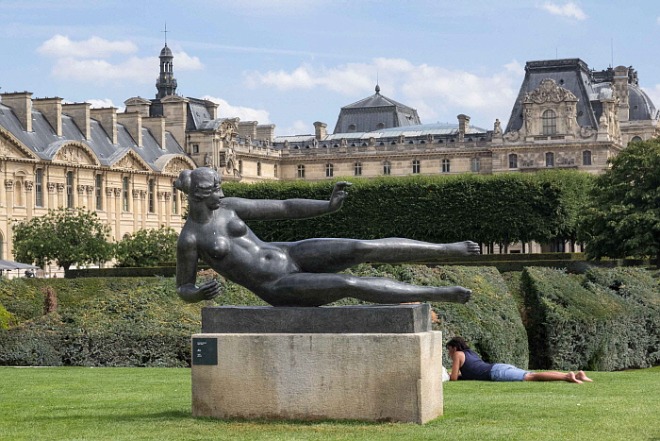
521 266 660 371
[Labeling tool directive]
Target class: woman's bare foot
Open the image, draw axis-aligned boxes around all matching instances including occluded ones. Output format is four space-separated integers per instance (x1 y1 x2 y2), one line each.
576 371 593 382
567 372 583 384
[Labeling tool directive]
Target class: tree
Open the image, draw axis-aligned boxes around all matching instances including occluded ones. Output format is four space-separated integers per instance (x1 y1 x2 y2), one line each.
12 207 113 271
579 139 660 264
114 226 178 267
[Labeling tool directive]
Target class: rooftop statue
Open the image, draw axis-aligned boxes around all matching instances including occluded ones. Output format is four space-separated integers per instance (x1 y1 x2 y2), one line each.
175 167 480 307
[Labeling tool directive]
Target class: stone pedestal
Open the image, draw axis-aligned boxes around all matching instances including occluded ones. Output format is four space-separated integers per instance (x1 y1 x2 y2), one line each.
191 304 443 424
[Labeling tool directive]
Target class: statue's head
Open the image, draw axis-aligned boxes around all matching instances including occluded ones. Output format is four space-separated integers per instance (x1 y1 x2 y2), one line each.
175 167 223 202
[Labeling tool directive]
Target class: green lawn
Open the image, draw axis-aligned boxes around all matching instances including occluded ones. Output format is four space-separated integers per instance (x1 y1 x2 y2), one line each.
1 366 659 441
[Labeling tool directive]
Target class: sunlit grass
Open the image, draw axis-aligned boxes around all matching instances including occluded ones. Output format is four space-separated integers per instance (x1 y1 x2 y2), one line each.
1 366 659 441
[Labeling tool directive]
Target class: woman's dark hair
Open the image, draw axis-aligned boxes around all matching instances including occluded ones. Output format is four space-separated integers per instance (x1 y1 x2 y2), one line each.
446 336 470 351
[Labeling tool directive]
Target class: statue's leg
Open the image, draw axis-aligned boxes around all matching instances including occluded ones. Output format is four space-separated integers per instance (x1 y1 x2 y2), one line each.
262 273 471 307
283 238 480 273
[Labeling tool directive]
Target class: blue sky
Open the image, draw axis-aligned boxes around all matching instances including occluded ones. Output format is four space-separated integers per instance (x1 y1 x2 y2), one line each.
2 0 659 136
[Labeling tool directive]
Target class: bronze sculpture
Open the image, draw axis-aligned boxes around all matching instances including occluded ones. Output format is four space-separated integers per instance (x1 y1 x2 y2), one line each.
175 167 479 307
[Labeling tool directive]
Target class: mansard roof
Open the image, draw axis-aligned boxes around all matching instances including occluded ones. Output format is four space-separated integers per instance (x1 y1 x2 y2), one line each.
505 58 659 133
333 85 422 134
0 101 187 172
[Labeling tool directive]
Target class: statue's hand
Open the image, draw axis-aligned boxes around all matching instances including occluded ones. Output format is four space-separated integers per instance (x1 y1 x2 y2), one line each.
329 181 352 211
177 280 222 303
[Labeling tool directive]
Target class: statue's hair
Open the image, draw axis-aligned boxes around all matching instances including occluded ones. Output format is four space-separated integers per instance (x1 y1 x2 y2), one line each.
174 169 192 194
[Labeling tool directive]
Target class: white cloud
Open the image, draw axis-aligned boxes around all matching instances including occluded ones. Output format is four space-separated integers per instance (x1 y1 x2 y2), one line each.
172 51 203 71
245 58 525 127
86 98 117 109
203 95 271 123
38 34 202 85
50 56 156 84
37 34 137 58
540 2 587 20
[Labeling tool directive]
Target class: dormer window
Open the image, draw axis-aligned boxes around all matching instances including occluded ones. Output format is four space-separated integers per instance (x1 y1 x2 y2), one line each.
542 109 557 135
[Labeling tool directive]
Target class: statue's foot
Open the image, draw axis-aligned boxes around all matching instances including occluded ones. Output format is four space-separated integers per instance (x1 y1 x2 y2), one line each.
446 241 481 256
435 286 471 304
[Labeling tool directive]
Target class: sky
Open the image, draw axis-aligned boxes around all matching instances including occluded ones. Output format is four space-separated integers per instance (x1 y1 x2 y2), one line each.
2 0 660 136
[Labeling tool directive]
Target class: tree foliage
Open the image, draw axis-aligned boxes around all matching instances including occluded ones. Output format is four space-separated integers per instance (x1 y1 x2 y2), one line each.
114 226 178 267
579 139 660 263
12 208 113 271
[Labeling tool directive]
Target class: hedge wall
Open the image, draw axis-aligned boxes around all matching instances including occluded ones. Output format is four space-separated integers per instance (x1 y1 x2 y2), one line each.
221 170 593 247
521 266 660 371
0 267 527 368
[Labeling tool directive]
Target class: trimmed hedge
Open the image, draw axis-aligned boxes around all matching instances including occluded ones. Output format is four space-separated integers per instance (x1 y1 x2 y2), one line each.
0 267 527 368
521 266 660 371
221 170 593 247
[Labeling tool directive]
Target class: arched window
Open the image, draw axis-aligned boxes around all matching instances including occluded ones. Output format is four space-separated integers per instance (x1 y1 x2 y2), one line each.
376 123 385 130
66 171 74 208
630 136 643 144
471 158 481 172
582 150 592 166
274 164 278 177
508 153 518 169
383 161 391 175
238 160 243 175
325 163 334 178
95 174 103 210
542 109 557 135
442 159 451 173
148 179 155 213
14 180 23 207
354 162 362 176
122 176 130 212
348 124 357 132
35 169 44 207
257 162 262 177
172 181 179 215
545 152 555 167
412 160 421 174
297 164 305 178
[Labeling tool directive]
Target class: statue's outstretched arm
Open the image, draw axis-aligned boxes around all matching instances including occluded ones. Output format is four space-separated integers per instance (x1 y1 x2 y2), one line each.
228 181 351 220
176 234 221 303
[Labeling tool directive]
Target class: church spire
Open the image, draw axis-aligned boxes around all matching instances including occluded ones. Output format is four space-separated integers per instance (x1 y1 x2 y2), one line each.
156 23 177 99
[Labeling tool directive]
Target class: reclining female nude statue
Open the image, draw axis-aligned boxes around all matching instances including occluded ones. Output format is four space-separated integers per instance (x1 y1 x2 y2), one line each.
175 167 480 307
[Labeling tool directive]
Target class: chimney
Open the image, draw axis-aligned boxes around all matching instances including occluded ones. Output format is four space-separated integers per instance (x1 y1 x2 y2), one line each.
90 107 118 144
238 121 258 139
204 99 218 120
33 97 63 136
117 111 143 147
314 121 327 140
457 114 470 142
1 91 33 132
143 116 167 149
256 124 275 143
124 97 152 117
161 95 188 147
613 65 630 122
63 102 91 140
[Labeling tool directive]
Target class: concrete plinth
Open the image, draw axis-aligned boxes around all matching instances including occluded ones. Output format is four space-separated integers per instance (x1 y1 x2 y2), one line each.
191 305 443 424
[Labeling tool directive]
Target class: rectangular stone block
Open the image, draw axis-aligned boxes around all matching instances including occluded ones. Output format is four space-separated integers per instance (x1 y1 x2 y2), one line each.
201 304 432 334
191 331 443 424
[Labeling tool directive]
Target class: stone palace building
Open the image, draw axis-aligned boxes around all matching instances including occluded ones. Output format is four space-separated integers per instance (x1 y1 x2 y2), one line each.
0 41 658 262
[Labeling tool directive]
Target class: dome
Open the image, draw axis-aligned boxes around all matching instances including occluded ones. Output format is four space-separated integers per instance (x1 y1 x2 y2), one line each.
160 44 173 58
628 84 658 120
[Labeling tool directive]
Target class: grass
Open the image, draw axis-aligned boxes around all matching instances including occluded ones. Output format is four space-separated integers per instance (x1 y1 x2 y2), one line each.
1 366 659 441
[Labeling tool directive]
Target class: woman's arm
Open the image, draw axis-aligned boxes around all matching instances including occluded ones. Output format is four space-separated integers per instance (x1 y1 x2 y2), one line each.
450 351 465 381
176 232 221 303
228 181 351 220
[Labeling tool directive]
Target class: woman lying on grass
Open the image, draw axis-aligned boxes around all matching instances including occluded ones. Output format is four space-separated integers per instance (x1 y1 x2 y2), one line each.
446 336 593 383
